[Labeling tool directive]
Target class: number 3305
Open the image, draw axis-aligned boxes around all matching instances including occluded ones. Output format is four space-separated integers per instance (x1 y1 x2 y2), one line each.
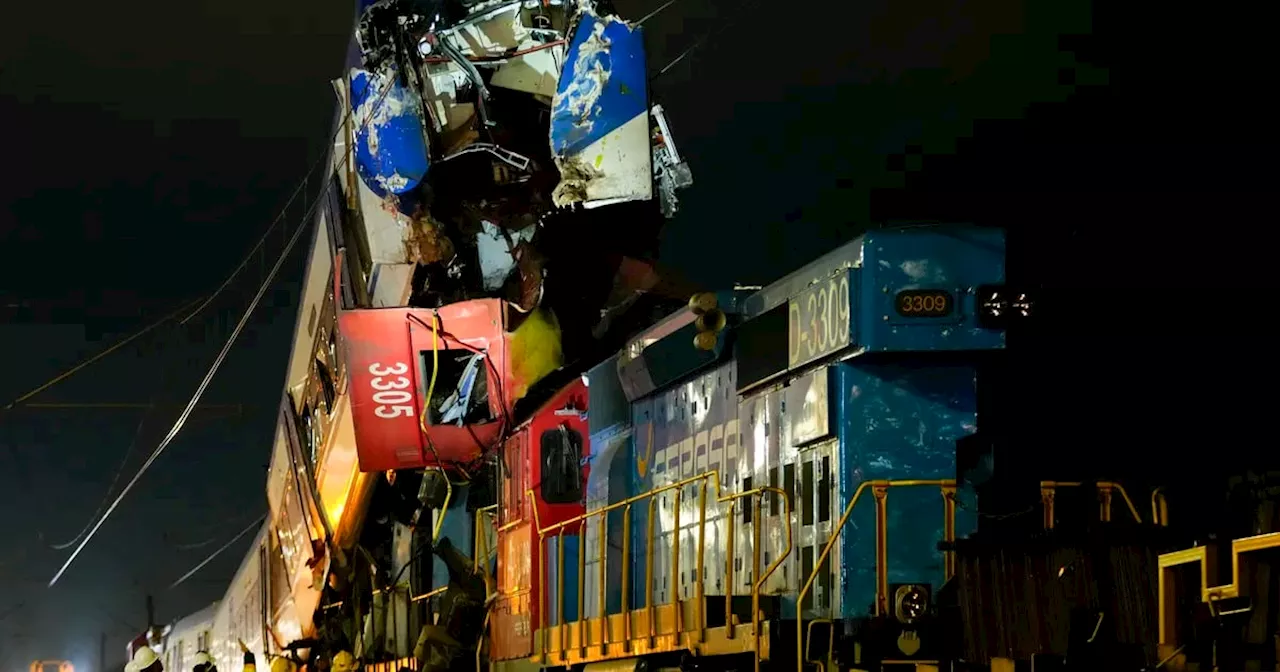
368 362 414 418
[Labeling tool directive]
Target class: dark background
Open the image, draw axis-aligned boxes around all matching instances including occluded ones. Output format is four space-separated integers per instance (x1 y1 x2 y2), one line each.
2 0 1275 668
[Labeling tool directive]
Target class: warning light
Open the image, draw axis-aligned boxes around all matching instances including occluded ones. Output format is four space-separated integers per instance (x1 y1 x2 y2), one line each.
688 293 727 351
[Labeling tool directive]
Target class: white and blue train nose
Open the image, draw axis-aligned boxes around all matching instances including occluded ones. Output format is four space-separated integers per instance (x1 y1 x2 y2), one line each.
549 11 653 209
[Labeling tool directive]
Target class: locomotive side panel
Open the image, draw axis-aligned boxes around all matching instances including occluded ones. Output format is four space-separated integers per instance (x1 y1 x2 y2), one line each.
493 431 535 661
783 366 840 620
737 383 779 601
583 354 633 621
833 361 979 623
494 379 590 655
628 363 739 611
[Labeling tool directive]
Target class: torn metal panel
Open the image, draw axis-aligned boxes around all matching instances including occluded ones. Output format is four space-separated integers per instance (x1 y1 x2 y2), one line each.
550 10 653 208
351 67 431 198
490 46 563 98
419 62 478 143
650 104 693 218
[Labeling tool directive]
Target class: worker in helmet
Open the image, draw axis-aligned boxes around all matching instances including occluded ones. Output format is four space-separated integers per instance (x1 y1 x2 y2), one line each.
330 651 355 672
131 647 164 672
192 652 217 672
237 640 255 672
269 655 298 672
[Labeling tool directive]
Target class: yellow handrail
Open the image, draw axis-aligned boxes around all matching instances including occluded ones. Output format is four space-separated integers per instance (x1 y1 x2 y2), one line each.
796 479 956 672
528 470 792 672
1151 487 1169 527
1039 480 1143 529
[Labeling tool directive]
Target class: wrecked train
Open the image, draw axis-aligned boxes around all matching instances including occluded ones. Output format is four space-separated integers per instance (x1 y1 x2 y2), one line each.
127 0 698 670
128 0 1189 671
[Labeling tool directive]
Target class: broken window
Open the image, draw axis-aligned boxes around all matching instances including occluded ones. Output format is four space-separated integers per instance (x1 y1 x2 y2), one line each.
327 328 340 378
540 425 583 504
421 350 495 426
298 402 324 465
300 403 317 463
316 358 336 414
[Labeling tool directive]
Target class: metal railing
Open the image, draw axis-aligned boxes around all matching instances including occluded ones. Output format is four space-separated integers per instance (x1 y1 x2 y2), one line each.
797 479 958 672
474 504 497 672
797 478 1164 671
527 470 792 672
1039 480 1147 528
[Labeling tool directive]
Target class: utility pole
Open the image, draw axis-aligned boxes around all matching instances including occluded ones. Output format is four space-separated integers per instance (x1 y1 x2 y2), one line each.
99 631 106 672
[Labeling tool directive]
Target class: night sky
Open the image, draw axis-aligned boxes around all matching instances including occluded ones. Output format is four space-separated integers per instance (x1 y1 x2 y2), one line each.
1 0 1276 670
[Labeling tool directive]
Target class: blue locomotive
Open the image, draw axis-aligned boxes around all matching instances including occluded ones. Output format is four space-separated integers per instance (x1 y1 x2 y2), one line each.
496 224 1026 672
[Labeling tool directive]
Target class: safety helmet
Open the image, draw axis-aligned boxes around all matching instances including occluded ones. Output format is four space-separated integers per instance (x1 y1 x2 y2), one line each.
132 647 162 672
193 652 215 671
330 652 355 672
269 658 297 672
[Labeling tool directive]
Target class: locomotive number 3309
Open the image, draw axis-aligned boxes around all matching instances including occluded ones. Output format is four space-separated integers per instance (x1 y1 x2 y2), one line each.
368 362 415 419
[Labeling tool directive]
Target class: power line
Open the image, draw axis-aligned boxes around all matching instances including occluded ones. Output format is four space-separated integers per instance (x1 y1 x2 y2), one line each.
178 63 386 329
651 0 762 80
47 187 316 588
179 173 315 328
46 73 394 587
166 512 263 550
167 514 266 589
17 403 240 411
2 65 368 418
44 367 168 551
0 296 203 413
635 0 677 25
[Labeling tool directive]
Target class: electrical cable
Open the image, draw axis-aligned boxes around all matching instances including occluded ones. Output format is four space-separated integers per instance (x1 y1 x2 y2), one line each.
168 514 267 589
47 73 397 588
47 182 316 588
650 0 763 80
179 61 396 328
43 341 179 550
2 62 376 416
168 512 265 551
635 0 678 26
45 407 152 550
0 295 203 413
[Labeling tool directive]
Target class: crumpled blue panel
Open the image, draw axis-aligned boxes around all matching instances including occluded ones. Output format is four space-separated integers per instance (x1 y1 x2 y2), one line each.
351 67 431 199
550 13 649 157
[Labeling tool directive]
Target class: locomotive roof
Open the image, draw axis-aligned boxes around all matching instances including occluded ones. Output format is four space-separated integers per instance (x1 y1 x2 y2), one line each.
742 233 867 318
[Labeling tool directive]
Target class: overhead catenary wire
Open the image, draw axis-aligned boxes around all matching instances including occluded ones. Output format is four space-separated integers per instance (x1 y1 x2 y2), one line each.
650 0 762 80
168 511 264 550
44 342 178 550
47 75 396 589
168 514 267 589
47 185 316 588
4 0 703 419
635 0 677 26
45 405 152 550
181 57 401 327
42 0 711 585
0 295 203 413
2 69 381 420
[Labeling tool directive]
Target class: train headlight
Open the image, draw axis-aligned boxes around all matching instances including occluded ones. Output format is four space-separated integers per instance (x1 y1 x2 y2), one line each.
894 584 929 623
